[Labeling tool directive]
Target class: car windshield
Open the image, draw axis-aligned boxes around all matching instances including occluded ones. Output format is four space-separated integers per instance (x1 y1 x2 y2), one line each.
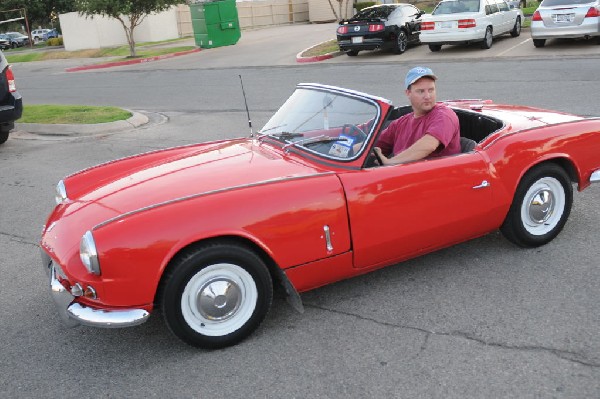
433 0 481 14
540 0 594 5
260 87 380 160
352 5 396 19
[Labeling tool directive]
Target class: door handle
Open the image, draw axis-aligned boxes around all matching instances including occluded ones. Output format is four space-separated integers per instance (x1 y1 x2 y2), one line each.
473 180 490 189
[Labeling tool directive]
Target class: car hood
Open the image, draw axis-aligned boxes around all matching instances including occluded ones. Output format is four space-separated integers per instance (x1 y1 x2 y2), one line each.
57 138 329 226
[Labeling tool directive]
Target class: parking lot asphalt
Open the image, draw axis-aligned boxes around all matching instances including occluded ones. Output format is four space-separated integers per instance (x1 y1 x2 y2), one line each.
13 21 600 136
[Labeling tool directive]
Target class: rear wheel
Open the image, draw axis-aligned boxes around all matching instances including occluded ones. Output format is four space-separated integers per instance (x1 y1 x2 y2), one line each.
346 50 359 56
481 26 493 49
393 29 408 54
533 39 546 48
428 44 442 52
500 163 573 248
161 242 273 348
0 129 9 145
510 17 521 37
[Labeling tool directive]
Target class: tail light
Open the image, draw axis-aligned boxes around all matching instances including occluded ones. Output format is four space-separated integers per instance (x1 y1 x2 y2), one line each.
6 66 16 92
585 7 599 17
368 24 385 32
458 19 476 28
337 25 348 34
532 11 542 21
421 21 435 30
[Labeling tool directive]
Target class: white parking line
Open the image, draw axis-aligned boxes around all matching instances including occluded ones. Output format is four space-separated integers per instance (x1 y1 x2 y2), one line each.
496 38 531 56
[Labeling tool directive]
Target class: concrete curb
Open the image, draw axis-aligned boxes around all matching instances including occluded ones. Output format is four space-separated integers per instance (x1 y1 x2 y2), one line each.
296 41 343 63
16 111 149 136
65 48 201 72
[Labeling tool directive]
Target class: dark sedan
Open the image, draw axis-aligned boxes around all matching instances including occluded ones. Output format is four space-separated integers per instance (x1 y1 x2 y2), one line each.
4 32 29 48
336 4 424 56
0 50 23 145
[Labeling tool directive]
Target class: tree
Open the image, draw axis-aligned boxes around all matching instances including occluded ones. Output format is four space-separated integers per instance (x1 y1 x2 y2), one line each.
326 0 352 22
1 0 75 31
74 0 181 57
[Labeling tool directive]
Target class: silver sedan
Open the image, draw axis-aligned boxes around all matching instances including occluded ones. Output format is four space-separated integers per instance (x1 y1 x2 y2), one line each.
531 0 600 47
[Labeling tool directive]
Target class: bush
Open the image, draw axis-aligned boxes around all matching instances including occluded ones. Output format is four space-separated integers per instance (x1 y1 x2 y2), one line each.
47 37 63 47
355 2 377 12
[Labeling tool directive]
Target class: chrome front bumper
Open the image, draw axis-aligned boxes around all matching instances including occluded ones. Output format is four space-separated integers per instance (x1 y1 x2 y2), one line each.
41 250 150 328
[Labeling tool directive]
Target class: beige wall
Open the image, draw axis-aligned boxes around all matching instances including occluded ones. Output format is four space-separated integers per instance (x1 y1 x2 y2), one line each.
59 7 180 51
308 0 353 23
237 0 309 29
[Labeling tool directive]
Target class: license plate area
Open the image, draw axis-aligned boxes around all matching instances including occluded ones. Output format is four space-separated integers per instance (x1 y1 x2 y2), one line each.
439 21 454 29
552 13 574 23
352 36 364 44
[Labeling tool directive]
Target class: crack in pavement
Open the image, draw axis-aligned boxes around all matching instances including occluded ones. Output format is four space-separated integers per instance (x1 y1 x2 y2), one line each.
0 231 38 247
306 303 600 368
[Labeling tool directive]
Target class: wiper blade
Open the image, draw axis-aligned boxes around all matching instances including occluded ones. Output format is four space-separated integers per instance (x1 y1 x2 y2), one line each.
282 135 349 152
272 132 304 139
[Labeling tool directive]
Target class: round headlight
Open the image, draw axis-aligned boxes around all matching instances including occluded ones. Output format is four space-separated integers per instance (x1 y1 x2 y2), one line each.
80 231 101 275
55 180 68 205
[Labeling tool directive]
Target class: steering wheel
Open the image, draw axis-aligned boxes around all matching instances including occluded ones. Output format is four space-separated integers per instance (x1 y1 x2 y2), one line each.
341 124 367 140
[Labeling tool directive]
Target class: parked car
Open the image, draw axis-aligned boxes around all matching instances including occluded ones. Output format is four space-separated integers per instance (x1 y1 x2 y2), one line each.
40 83 600 349
336 4 424 56
0 50 23 145
32 28 59 42
530 0 600 47
419 0 524 51
0 35 9 50
4 32 29 48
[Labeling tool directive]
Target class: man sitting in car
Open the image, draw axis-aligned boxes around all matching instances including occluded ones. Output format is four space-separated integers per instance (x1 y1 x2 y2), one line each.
374 66 460 165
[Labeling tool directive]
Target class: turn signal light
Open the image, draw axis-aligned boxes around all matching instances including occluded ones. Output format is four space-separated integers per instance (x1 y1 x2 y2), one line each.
368 24 384 32
532 11 542 21
421 21 435 30
458 19 476 28
585 7 599 17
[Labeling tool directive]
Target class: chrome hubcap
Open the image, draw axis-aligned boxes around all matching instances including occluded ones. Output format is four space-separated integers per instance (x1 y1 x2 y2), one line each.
528 189 553 224
197 278 241 321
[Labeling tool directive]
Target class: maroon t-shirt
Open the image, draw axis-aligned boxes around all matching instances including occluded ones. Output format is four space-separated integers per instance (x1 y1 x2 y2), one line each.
377 104 460 158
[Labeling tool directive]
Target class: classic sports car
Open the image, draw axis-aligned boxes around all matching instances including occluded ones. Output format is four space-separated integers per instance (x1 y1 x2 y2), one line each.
40 84 600 349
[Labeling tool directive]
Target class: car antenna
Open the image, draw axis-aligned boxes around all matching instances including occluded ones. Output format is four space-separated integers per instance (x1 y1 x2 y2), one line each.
239 75 253 137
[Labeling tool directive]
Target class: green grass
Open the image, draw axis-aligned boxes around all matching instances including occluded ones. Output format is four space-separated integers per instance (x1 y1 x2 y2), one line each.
5 43 195 64
21 105 131 124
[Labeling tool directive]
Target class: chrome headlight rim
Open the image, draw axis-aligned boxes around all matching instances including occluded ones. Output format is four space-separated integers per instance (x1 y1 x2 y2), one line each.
80 231 101 275
55 180 68 205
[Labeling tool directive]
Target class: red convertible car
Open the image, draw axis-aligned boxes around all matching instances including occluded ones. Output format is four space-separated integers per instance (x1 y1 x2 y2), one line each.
41 84 600 348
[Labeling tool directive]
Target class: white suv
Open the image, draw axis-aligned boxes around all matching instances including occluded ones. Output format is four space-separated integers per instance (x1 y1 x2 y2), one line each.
420 0 524 51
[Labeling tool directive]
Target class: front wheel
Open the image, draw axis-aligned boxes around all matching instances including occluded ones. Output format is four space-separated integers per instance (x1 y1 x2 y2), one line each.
500 163 573 248
346 50 359 56
393 30 408 54
533 39 546 48
481 27 493 49
428 44 442 52
161 242 273 348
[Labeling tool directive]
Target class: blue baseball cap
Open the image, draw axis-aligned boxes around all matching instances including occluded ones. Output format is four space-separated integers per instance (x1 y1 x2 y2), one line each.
405 66 437 89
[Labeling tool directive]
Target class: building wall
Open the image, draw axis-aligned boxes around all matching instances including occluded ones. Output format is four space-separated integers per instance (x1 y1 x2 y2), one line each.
237 0 309 28
59 7 180 51
308 0 353 23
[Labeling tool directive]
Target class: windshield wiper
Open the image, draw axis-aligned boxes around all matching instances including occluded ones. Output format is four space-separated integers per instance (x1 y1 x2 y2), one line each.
282 135 349 152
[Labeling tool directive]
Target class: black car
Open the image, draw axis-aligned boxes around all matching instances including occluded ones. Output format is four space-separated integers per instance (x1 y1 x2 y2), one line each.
4 32 29 48
0 35 9 50
0 51 23 145
336 4 424 56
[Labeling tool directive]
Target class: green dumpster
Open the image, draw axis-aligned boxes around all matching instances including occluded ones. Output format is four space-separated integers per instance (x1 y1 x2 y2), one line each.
190 0 241 49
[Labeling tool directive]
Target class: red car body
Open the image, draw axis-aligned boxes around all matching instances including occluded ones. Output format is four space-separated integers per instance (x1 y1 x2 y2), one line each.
40 84 600 348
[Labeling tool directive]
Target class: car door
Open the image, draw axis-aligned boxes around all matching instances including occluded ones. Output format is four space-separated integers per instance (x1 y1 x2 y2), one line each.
339 151 496 269
484 0 501 33
495 0 513 33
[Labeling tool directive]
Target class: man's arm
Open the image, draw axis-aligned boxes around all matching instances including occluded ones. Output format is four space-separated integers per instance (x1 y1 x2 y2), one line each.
375 134 440 165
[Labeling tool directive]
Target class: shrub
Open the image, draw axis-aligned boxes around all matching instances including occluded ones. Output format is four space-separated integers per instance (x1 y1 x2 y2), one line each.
47 37 63 47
